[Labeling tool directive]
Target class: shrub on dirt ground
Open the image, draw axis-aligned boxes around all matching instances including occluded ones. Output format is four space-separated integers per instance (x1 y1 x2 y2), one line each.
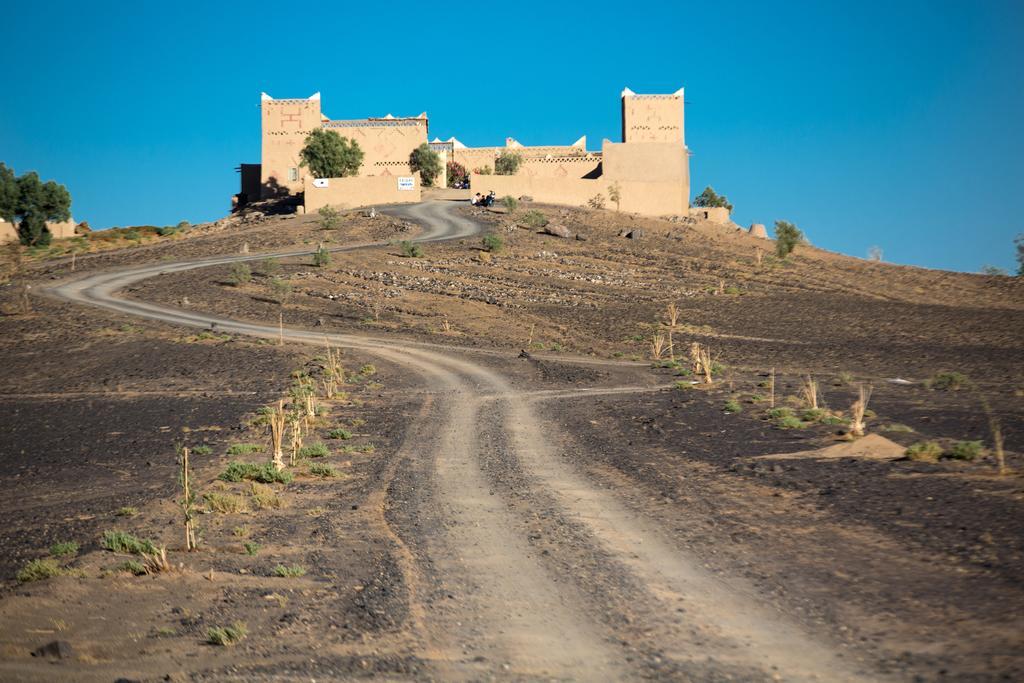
724 399 742 413
309 463 339 478
502 196 518 214
925 371 969 391
947 440 984 461
116 506 138 517
673 380 694 391
776 415 806 429
300 129 363 178
228 262 251 286
409 144 442 186
800 408 827 422
117 559 147 576
17 558 63 583
774 220 805 258
101 531 158 555
243 541 260 556
274 564 307 578
49 541 79 557
219 462 293 484
313 244 330 267
482 234 503 253
207 622 248 646
327 428 352 440
298 443 329 459
905 441 943 462
588 193 606 210
495 152 522 176
226 443 262 456
250 482 284 510
204 492 249 514
398 240 423 258
318 205 342 230
260 257 281 276
766 407 793 420
446 161 468 188
191 445 213 456
521 209 549 229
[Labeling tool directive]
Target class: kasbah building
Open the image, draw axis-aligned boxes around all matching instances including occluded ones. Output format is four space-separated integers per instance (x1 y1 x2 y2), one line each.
239 88 732 223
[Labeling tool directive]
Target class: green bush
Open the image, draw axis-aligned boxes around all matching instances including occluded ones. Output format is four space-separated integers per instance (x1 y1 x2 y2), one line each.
218 462 293 484
191 445 213 456
318 205 342 230
502 195 518 214
226 443 262 456
905 441 943 462
309 463 338 478
207 622 248 646
117 559 147 576
398 240 423 258
243 541 260 556
17 558 63 583
482 234 503 253
521 210 549 228
49 541 79 557
313 245 331 267
327 428 353 440
298 443 330 459
776 415 806 429
495 152 522 176
274 564 307 578
692 186 734 212
101 531 157 555
925 371 969 391
947 440 984 461
724 399 742 413
766 407 794 420
800 408 827 422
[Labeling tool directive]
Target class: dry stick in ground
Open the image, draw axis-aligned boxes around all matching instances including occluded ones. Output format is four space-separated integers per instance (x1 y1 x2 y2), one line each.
289 411 304 466
663 303 680 361
527 323 536 348
269 400 286 471
802 376 819 410
755 248 763 267
769 368 776 408
19 284 31 314
850 384 873 437
179 446 197 551
977 394 1009 475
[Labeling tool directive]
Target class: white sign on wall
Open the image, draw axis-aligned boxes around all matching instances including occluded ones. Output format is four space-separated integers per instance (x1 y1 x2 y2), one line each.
397 176 415 191
312 178 329 188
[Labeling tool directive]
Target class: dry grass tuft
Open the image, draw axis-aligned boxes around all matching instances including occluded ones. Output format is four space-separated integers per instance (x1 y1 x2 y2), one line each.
849 384 873 437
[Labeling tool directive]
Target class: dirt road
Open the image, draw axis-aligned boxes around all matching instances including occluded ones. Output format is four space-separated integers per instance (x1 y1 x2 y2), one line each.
45 200 879 680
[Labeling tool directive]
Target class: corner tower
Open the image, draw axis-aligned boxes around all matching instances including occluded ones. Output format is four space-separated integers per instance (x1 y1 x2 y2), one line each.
260 92 323 197
621 87 685 146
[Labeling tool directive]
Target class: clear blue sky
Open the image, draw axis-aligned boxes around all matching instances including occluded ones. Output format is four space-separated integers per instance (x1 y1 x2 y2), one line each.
3 1 1022 273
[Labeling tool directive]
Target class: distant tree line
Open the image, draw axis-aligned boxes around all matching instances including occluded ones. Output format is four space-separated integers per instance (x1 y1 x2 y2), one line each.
0 163 72 246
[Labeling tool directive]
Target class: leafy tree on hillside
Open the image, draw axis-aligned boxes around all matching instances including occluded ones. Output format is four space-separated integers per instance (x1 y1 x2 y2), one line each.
495 152 523 176
409 144 442 187
299 129 364 179
0 164 72 247
774 220 805 258
693 186 733 212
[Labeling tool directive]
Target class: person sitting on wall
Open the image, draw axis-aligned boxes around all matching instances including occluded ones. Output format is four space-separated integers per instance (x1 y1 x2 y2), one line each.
482 191 496 207
471 192 482 206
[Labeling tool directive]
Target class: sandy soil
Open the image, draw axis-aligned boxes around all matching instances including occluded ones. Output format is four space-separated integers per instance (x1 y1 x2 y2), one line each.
0 200 1021 681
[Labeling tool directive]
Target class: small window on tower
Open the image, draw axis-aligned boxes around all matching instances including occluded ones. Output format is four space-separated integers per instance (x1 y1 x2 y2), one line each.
288 167 299 181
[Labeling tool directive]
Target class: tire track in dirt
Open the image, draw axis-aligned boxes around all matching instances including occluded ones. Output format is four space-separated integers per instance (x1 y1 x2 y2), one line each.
46 200 879 680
